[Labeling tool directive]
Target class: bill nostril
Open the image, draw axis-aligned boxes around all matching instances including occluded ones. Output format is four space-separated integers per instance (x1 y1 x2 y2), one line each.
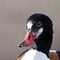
28 35 31 41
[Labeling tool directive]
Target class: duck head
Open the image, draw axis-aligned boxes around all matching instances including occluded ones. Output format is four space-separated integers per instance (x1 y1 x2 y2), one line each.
18 13 53 55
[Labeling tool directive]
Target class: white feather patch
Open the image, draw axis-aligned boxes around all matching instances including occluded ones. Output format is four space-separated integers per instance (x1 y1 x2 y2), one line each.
49 50 56 52
36 28 43 38
27 21 33 29
22 49 50 60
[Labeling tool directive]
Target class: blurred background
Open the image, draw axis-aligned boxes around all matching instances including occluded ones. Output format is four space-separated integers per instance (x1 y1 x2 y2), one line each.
0 0 60 60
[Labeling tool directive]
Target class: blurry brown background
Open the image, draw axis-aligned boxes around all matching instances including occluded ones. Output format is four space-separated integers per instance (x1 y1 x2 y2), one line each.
0 0 60 60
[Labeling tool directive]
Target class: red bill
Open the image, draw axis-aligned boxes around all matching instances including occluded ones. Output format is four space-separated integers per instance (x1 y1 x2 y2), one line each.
18 31 35 47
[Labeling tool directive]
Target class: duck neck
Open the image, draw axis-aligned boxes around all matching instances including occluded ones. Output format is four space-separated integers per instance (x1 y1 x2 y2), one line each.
34 36 52 57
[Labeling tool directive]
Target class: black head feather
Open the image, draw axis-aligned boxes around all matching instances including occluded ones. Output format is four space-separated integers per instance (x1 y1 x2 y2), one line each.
27 13 53 57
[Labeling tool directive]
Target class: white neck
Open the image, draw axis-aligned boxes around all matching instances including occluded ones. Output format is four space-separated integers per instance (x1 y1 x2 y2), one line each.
22 49 50 60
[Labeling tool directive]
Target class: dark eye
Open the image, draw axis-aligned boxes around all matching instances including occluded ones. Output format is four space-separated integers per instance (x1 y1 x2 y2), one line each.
37 22 42 27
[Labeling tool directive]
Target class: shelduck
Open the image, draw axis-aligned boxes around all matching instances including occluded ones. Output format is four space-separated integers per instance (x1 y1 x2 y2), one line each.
17 13 60 60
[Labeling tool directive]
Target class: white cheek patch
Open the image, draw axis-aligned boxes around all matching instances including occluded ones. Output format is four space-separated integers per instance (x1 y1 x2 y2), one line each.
36 28 43 38
27 21 33 29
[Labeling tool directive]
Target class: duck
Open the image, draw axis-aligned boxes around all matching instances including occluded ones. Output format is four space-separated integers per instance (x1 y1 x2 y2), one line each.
17 13 60 60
